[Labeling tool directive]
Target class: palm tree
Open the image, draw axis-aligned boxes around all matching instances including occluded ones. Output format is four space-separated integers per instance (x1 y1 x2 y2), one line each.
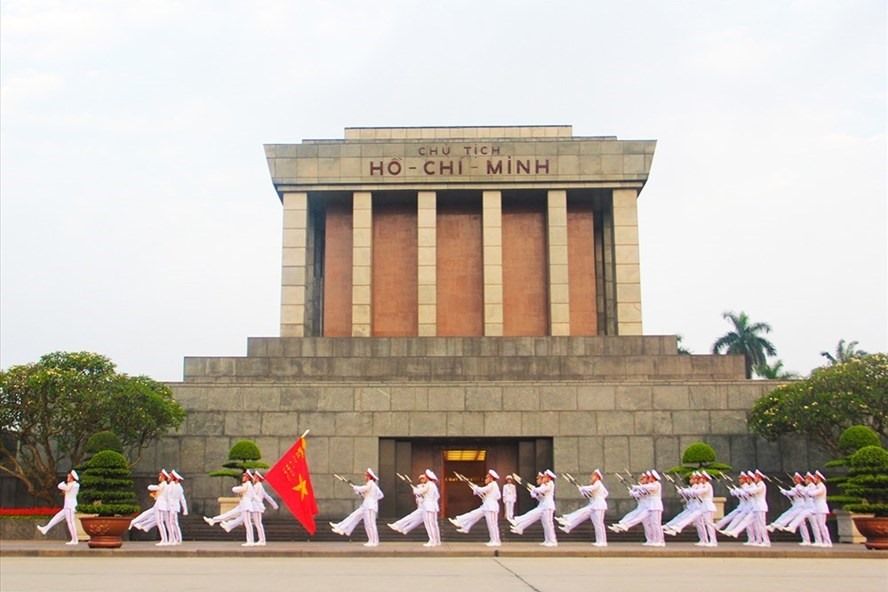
712 311 777 379
820 339 867 365
676 334 692 355
753 359 799 380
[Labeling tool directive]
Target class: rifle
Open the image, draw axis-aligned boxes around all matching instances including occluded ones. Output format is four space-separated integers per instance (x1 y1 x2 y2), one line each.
396 472 413 484
333 473 355 486
613 472 633 492
453 472 477 490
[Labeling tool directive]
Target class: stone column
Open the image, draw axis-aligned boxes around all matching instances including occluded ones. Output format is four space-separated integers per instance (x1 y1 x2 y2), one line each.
280 192 308 337
613 188 642 335
352 191 372 337
482 190 503 336
417 191 437 336
547 190 570 336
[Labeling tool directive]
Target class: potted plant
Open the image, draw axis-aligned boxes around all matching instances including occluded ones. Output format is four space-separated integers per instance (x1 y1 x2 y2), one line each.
208 440 268 514
667 442 733 518
839 445 888 550
76 450 140 548
825 425 881 543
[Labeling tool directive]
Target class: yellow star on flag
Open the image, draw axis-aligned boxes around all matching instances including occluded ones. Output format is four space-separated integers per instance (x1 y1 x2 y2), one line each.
292 474 308 500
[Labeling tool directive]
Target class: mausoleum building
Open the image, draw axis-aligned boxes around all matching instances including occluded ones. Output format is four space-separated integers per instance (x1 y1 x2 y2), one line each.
160 127 820 527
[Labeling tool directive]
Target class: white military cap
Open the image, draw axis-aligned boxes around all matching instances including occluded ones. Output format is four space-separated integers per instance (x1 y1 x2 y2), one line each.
754 469 766 479
161 469 171 479
544 469 557 480
650 469 661 481
793 472 803 480
536 472 544 478
245 469 253 477
254 471 264 481
366 468 378 481
805 471 814 479
593 469 603 479
814 470 826 481
487 469 500 480
69 469 79 481
700 471 711 481
171 470 183 481
425 469 438 481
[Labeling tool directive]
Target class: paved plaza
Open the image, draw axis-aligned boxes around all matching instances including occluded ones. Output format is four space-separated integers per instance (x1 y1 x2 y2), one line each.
1 542 885 592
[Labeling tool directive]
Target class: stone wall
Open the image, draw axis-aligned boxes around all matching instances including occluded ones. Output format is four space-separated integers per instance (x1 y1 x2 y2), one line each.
147 336 828 520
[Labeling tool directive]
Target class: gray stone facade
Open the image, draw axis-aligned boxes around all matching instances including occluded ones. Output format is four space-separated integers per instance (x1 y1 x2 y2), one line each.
148 336 826 520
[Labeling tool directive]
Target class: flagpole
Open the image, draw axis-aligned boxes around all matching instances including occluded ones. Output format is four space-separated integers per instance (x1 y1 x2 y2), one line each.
300 429 310 439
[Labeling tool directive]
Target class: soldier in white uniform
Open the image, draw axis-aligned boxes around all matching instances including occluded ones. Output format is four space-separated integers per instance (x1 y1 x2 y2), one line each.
220 470 278 546
768 472 812 545
331 468 384 546
609 472 651 536
449 469 502 546
808 470 832 547
557 469 608 546
502 476 518 521
749 470 770 547
37 470 80 545
663 471 704 542
510 469 557 546
166 470 188 545
148 469 172 546
204 470 257 545
639 469 664 546
414 469 441 546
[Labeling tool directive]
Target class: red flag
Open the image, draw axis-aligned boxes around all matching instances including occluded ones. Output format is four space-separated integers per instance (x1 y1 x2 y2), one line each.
264 436 319 535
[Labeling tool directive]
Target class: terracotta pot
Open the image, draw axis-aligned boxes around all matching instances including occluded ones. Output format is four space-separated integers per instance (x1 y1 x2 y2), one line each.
80 515 133 549
851 515 888 550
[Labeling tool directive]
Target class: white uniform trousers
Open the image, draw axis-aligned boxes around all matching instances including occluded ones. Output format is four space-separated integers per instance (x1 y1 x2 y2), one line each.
362 509 379 545
484 511 500 544
510 505 543 534
390 508 424 535
422 511 441 545
332 506 365 536
42 508 78 543
453 507 486 532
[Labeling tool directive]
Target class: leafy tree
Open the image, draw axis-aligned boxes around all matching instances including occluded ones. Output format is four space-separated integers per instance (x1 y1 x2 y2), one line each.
747 354 888 455
712 311 777 379
754 359 799 380
0 351 186 504
821 339 868 366
676 335 692 355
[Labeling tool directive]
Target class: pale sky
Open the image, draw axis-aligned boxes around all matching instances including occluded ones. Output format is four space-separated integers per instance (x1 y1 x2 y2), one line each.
2 1 886 381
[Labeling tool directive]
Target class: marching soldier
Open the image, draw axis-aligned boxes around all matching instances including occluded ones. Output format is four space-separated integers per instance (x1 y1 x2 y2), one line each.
331 469 384 546
37 470 80 545
415 469 441 546
149 469 172 546
167 470 188 545
768 472 812 545
510 469 557 546
557 469 608 546
449 469 502 546
808 470 832 547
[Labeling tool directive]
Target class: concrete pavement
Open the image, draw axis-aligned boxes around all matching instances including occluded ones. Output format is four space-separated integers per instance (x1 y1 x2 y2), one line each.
0 550 885 592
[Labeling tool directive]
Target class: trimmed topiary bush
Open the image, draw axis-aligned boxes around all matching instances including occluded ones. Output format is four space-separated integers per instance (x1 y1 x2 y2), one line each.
667 441 732 484
77 450 140 516
841 445 888 517
838 426 881 454
85 431 124 455
208 439 269 481
826 425 883 507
